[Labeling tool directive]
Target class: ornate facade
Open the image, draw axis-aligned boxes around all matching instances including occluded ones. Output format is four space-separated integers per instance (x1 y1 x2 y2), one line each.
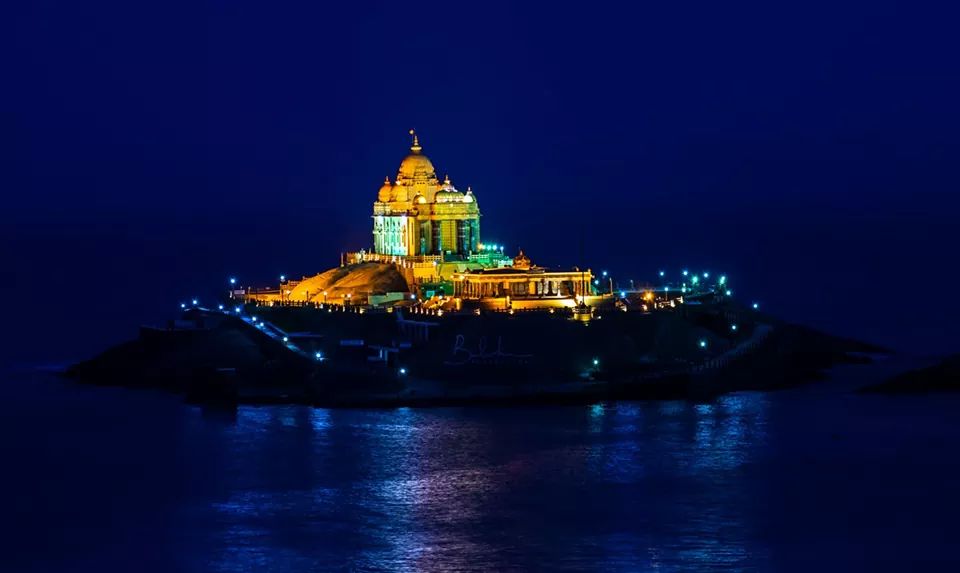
372 131 480 256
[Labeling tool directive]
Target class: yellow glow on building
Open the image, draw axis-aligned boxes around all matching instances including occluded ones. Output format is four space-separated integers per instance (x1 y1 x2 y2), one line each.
372 130 481 256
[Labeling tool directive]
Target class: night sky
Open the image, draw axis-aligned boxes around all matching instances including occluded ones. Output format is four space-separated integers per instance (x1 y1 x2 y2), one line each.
4 0 959 365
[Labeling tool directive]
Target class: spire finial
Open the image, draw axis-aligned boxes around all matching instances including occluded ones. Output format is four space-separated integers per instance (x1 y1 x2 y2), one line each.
409 129 421 153
384 176 390 185
444 174 451 185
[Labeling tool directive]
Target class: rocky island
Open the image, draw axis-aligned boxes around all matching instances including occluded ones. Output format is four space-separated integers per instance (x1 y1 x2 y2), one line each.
65 132 888 405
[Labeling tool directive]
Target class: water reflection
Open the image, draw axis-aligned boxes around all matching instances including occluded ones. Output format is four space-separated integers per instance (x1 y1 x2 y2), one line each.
197 395 773 572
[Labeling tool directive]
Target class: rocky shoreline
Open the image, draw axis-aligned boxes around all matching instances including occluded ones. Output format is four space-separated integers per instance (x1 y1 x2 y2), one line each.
63 303 888 407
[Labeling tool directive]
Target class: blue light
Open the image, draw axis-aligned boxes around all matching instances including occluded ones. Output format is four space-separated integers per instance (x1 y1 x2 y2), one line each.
315 352 323 360
594 280 599 285
692 276 699 284
719 275 726 284
180 303 186 309
682 270 689 276
218 304 224 310
234 306 241 313
280 275 285 281
752 302 760 310
251 316 257 322
703 272 709 279
229 277 236 285
620 291 626 298
659 270 665 277
191 299 198 305
399 367 407 375
602 271 608 277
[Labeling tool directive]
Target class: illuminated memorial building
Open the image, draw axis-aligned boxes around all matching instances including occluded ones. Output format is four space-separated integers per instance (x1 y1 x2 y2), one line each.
371 130 480 256
250 131 597 310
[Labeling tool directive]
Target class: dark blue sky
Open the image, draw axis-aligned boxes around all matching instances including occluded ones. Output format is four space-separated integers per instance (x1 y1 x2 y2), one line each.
4 0 959 364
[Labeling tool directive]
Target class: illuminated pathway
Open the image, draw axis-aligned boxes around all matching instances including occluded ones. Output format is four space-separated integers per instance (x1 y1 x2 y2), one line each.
232 311 315 361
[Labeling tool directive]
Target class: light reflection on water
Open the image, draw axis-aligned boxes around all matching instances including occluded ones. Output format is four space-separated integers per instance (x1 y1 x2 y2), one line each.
8 370 960 573
200 394 774 572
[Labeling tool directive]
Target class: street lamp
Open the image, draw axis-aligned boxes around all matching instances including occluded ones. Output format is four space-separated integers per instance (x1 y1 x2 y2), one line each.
699 339 707 349
752 302 760 310
229 277 236 285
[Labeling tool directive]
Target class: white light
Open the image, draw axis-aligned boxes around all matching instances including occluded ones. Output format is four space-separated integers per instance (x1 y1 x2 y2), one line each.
410 294 416 300
731 324 738 331
726 290 732 296
283 336 288 342
699 340 707 348
218 304 224 310
229 277 236 285
620 291 626 298
682 270 689 276
280 275 285 281
703 272 709 279
251 316 257 322
180 303 186 309
192 299 198 305
752 302 760 310
234 306 241 313
659 270 665 277
719 275 726 284
399 367 407 375
602 271 608 277
315 352 323 360
592 358 599 366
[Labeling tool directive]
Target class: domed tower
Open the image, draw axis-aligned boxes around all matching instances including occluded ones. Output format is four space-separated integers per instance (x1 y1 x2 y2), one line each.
376 176 393 203
372 130 481 257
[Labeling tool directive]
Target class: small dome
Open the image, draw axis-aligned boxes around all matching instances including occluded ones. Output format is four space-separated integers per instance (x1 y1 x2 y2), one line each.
463 186 475 203
435 176 463 203
392 183 409 202
413 193 426 205
513 249 532 270
377 176 392 202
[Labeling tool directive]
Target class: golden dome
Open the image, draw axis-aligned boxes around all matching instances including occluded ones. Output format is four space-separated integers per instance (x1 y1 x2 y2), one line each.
513 249 532 270
377 176 392 202
396 129 438 185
